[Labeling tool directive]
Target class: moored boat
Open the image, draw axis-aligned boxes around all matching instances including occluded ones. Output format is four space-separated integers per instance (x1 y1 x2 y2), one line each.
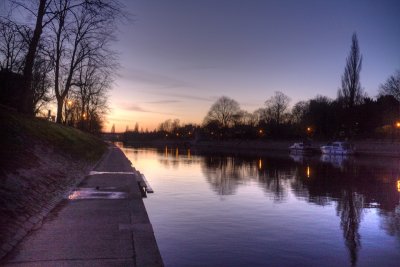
289 142 316 153
320 141 355 155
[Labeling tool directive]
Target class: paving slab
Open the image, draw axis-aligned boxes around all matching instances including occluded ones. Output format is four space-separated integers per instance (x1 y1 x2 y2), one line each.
1 145 163 267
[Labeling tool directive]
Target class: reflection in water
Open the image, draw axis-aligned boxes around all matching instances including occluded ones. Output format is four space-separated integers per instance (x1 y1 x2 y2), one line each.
202 157 243 195
380 180 400 243
320 154 349 169
337 191 363 266
122 145 400 267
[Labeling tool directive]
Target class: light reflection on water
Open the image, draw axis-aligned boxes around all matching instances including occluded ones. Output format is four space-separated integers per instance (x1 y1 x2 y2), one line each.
121 145 400 267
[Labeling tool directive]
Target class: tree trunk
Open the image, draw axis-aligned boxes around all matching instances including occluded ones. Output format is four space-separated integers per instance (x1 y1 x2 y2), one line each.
56 96 63 123
20 0 47 115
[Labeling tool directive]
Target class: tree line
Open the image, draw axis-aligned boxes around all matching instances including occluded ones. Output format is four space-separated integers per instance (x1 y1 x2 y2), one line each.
0 0 122 134
125 33 400 141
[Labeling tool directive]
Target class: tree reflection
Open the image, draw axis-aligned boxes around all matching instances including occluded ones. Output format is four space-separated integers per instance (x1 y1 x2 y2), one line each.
336 191 364 267
380 204 400 241
257 168 293 202
154 147 400 266
201 156 254 195
200 154 295 201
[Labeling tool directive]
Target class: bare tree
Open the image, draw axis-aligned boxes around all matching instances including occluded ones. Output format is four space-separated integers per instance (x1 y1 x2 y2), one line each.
291 100 308 124
5 0 122 116
379 70 400 101
0 18 53 112
46 0 119 123
69 56 111 132
264 91 291 125
158 119 173 133
338 33 364 108
203 96 241 128
236 110 258 127
0 20 27 72
18 0 49 114
32 52 53 113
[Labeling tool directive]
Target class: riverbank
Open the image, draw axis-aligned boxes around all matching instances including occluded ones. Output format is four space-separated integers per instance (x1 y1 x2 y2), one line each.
2 144 163 266
123 139 400 157
0 107 106 259
1 107 163 265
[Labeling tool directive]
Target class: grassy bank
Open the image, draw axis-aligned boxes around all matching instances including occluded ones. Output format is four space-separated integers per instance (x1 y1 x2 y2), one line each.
0 106 107 259
1 106 106 173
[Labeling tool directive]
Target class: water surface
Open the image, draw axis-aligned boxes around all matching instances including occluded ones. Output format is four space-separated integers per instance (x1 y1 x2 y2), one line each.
121 145 400 267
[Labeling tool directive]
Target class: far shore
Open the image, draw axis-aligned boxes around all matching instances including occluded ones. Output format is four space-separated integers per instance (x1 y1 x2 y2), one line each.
121 139 400 158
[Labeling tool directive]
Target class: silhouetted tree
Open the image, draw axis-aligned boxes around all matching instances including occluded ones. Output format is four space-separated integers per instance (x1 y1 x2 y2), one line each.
303 95 336 138
32 53 53 114
264 91 291 126
291 101 308 124
338 33 364 109
203 96 241 128
0 20 27 72
16 0 48 115
4 0 123 119
0 18 53 112
48 0 119 123
72 55 111 132
158 119 174 133
379 70 400 101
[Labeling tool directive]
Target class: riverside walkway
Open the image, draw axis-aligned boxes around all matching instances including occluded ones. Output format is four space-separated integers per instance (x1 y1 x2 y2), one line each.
2 145 163 267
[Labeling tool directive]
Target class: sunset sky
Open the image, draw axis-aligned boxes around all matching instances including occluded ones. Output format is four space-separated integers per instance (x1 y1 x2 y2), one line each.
107 0 400 132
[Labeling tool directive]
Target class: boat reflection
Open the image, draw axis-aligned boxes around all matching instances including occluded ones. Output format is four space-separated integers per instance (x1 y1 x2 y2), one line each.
320 154 349 169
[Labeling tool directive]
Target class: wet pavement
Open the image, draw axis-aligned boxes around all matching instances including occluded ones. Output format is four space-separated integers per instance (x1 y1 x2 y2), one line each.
1 146 163 267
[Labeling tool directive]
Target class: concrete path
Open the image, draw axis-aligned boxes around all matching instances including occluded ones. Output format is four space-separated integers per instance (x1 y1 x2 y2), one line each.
2 145 163 267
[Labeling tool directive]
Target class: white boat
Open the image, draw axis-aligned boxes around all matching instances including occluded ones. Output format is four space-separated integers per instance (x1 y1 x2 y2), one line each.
320 141 355 155
289 142 315 153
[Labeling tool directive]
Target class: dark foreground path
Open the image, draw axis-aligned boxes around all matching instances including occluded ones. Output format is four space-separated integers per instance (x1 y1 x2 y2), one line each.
2 145 163 267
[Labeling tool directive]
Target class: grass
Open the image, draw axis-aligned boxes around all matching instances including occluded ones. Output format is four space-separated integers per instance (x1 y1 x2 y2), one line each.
0 106 107 172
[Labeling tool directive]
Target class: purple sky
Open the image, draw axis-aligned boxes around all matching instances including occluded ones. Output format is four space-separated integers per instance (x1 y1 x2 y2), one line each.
105 0 400 131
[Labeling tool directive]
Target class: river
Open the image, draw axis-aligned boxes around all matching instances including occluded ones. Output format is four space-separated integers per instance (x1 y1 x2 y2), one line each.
120 144 400 267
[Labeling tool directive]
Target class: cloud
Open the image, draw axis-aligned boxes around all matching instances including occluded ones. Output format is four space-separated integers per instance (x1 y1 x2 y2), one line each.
147 91 215 102
119 68 191 89
122 104 150 112
145 100 181 104
118 103 177 116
